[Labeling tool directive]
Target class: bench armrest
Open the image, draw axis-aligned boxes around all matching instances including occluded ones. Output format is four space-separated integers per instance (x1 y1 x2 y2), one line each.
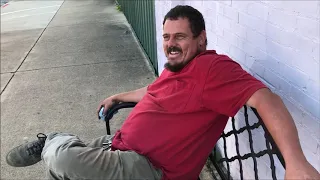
104 102 137 135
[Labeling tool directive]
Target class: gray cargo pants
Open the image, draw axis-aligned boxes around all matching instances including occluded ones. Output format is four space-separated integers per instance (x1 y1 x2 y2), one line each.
41 132 162 180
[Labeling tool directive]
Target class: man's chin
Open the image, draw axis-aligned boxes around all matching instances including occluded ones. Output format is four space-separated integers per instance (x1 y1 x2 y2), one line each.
167 57 181 62
164 62 185 72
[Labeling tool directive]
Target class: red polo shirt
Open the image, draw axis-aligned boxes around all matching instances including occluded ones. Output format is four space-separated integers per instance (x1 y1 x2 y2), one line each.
111 50 267 179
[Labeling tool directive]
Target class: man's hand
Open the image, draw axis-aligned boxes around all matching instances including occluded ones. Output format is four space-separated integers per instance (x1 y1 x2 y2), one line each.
285 161 320 180
96 86 148 117
97 96 117 117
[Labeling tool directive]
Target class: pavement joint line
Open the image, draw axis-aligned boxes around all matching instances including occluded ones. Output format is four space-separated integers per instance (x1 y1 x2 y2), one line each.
0 1 65 95
13 1 65 74
2 11 57 21
15 58 143 73
0 72 14 74
0 73 15 95
0 71 16 74
1 5 61 15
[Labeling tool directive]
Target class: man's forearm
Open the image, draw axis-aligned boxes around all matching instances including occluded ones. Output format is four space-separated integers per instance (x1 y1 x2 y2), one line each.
111 86 148 103
255 91 307 164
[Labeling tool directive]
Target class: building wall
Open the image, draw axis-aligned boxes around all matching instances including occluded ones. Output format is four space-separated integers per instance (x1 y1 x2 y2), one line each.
155 0 320 178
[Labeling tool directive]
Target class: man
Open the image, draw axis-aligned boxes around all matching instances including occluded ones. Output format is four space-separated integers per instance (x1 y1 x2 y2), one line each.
6 5 319 180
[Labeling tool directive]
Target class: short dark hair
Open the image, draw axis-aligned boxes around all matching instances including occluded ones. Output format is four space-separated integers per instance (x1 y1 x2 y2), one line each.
163 5 207 45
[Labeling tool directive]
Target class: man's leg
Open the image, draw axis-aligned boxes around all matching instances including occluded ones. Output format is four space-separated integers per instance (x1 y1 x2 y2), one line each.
42 132 162 180
85 134 114 148
46 134 114 180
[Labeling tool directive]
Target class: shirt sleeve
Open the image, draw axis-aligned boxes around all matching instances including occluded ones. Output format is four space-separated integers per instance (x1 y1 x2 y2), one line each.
202 56 267 117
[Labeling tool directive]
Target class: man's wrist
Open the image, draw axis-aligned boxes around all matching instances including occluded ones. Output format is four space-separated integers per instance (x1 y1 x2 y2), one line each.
110 95 120 103
284 152 307 166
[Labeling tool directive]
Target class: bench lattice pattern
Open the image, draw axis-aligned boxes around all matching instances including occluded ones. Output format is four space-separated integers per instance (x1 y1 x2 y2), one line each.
210 106 285 180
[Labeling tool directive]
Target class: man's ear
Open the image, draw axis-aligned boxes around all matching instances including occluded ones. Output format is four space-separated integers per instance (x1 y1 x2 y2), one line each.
199 30 207 46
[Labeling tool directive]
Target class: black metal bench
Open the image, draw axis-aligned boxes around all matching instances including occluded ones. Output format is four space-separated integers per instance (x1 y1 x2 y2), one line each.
102 102 286 180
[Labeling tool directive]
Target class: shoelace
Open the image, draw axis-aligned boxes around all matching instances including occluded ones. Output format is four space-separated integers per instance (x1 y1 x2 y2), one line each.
26 133 47 155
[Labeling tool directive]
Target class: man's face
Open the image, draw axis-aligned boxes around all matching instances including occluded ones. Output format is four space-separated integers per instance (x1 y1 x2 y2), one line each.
163 17 203 72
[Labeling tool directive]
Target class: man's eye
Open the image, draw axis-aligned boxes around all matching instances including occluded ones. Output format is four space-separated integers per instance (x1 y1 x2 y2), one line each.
176 35 185 40
163 36 169 41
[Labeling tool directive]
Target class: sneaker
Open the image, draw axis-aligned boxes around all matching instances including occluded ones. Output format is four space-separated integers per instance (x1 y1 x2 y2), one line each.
6 133 47 167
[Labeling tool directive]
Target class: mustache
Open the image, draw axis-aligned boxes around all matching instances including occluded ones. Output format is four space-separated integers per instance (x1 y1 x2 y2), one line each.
167 46 182 54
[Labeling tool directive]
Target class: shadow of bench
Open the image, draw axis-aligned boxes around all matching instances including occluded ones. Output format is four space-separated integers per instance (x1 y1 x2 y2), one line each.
102 102 286 180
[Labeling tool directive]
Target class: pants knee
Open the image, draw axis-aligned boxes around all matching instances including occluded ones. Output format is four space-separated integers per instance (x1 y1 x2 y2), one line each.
42 137 85 175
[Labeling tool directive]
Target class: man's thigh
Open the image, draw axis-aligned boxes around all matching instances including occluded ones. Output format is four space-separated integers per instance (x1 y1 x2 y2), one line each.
86 134 114 148
42 133 162 179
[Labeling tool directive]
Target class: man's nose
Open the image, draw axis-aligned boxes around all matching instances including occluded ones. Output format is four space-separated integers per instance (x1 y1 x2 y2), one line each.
167 37 177 47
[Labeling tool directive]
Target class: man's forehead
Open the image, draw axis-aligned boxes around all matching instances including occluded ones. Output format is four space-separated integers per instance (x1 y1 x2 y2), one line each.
163 18 191 34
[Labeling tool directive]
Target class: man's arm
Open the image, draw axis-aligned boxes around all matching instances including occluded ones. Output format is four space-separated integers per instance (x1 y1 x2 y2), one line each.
97 86 148 115
110 86 148 103
247 88 319 179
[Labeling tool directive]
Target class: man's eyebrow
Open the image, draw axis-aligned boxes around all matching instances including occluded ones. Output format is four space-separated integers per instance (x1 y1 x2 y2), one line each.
163 33 187 36
175 33 187 36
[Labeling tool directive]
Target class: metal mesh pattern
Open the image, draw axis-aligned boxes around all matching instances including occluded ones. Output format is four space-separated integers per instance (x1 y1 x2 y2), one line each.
210 106 286 180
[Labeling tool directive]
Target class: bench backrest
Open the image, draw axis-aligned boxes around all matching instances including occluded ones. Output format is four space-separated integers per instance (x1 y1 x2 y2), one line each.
210 105 285 180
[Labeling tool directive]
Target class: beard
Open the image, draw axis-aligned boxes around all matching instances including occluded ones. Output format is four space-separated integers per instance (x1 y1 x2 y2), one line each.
164 47 202 72
164 61 186 72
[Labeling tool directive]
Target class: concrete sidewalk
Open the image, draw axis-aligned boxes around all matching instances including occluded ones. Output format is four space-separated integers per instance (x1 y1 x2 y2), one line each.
1 0 156 179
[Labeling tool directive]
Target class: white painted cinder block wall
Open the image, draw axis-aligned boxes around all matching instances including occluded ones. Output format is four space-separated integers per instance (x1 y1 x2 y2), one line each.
154 0 320 179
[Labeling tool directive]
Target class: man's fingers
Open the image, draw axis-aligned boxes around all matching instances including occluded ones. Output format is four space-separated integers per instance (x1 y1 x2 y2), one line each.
97 103 104 117
103 108 107 115
97 104 102 113
103 104 110 115
96 99 114 118
102 101 116 115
